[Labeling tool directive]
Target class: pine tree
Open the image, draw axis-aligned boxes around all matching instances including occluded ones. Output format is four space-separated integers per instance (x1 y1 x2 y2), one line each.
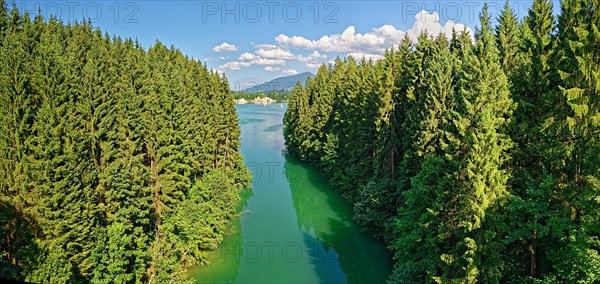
443 4 513 281
353 41 411 240
0 6 250 282
389 31 460 283
496 1 520 75
0 0 7 35
541 0 600 281
307 64 333 162
503 0 557 279
320 58 347 174
328 57 366 199
284 82 311 159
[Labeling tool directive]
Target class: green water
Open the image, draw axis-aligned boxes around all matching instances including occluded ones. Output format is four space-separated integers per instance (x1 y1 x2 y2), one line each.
190 104 393 283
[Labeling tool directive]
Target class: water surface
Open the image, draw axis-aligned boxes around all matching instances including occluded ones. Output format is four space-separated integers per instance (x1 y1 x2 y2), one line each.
190 104 393 283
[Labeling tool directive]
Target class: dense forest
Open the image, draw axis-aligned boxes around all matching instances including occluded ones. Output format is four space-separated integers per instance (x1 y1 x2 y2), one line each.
284 0 599 282
0 2 251 283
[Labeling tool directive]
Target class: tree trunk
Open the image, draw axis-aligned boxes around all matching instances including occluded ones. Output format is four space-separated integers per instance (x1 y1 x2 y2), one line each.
530 230 537 277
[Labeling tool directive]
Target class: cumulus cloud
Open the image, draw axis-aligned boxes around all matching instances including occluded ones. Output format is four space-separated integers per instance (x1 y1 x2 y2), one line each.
256 47 296 60
218 61 251 71
283 69 298 75
264 66 280 72
275 10 473 58
218 11 472 73
213 42 238 52
297 51 327 68
406 11 473 43
253 43 278 50
218 50 288 72
251 58 286 66
239 52 258 61
347 52 383 61
275 25 400 54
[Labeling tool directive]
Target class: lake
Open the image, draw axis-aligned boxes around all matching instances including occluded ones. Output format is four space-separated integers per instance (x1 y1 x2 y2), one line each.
190 104 393 283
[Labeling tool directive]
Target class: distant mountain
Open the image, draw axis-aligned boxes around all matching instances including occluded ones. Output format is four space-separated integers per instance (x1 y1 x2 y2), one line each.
241 72 314 93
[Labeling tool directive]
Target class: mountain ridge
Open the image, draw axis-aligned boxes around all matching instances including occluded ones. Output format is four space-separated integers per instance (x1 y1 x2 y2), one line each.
240 72 314 93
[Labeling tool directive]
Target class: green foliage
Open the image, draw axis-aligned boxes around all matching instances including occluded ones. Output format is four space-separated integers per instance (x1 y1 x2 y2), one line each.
283 1 599 282
0 6 250 283
496 1 520 75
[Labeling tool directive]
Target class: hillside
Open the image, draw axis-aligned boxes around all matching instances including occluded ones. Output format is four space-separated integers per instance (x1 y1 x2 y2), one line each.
241 72 314 93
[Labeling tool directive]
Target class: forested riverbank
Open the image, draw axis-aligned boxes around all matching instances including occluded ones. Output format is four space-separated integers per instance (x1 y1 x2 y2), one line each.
284 0 599 282
0 2 250 282
191 104 393 283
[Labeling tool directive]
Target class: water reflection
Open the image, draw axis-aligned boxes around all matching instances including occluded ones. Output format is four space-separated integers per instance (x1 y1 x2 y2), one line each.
188 188 253 283
286 156 393 284
191 105 392 283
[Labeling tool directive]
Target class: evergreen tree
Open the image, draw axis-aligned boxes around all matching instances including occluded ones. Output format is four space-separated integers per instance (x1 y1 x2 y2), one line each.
307 64 334 162
0 0 7 35
446 5 513 281
284 82 311 160
0 6 250 282
389 32 459 283
504 0 556 279
495 1 520 75
542 0 600 281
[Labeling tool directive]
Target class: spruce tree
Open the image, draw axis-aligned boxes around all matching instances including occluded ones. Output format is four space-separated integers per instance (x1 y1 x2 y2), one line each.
284 82 311 159
495 1 520 75
0 6 250 282
542 0 600 281
503 0 556 279
307 64 333 162
389 31 459 283
445 4 513 281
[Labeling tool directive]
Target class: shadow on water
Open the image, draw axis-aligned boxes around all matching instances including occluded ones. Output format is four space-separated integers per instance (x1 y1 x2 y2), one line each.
301 231 346 284
238 118 265 125
188 188 254 283
192 105 391 283
285 156 393 284
264 124 284 132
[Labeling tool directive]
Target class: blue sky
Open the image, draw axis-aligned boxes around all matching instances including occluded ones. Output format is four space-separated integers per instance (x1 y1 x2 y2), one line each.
14 0 560 89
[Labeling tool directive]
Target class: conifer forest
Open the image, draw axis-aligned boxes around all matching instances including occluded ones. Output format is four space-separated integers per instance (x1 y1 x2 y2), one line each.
0 1 251 282
284 0 600 282
1 0 600 283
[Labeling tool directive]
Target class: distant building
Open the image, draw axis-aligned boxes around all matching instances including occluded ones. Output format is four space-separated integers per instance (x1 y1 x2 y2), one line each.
235 98 248 104
252 97 276 104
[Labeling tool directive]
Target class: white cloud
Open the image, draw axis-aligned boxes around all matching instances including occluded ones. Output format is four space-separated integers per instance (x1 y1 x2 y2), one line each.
252 58 286 65
218 61 251 71
239 52 258 61
225 52 286 69
275 25 403 54
371 25 406 43
275 11 473 57
407 11 474 43
218 9 474 75
256 47 296 60
219 49 288 72
253 43 278 50
265 66 280 72
347 52 383 61
283 69 298 75
297 51 327 68
213 42 238 52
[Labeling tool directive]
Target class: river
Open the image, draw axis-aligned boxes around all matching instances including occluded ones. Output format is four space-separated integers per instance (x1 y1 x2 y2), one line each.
190 104 393 283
